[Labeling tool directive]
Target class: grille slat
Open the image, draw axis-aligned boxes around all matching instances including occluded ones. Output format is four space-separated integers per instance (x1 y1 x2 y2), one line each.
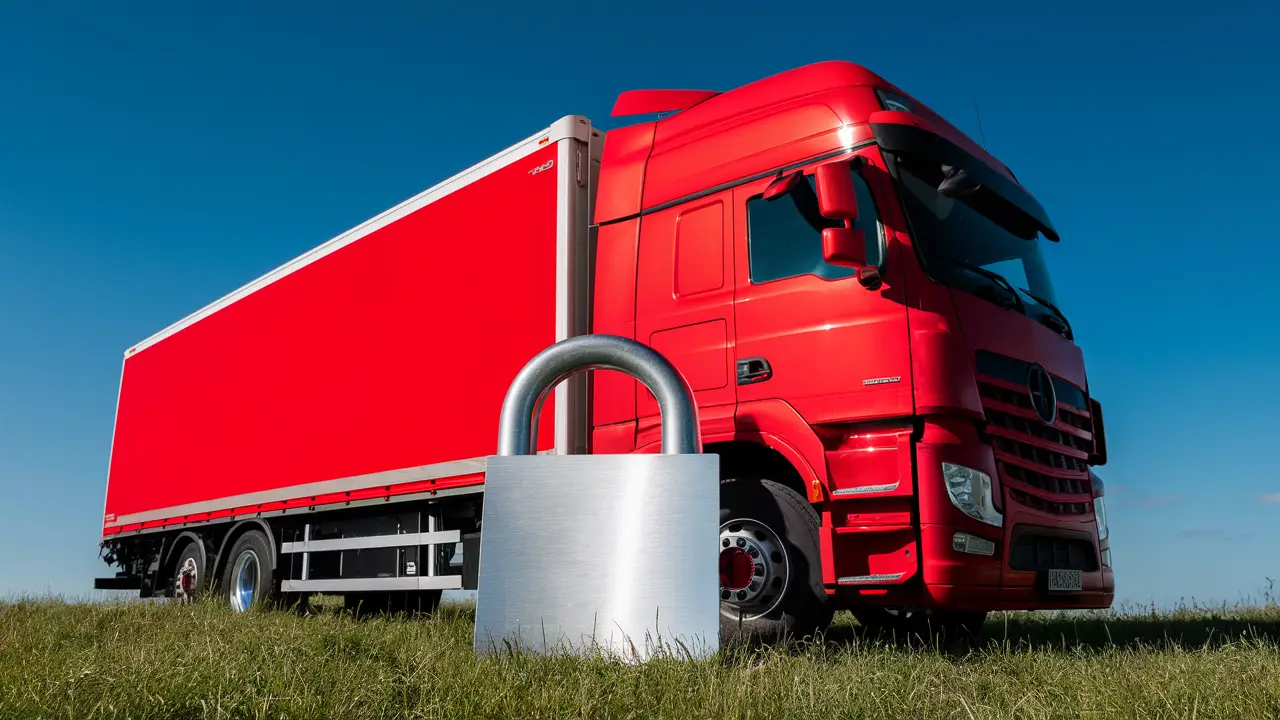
999 460 1090 495
984 401 1093 455
980 397 1094 441
1008 489 1091 516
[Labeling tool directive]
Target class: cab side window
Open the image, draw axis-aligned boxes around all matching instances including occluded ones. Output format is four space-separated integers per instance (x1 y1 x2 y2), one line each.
747 170 881 284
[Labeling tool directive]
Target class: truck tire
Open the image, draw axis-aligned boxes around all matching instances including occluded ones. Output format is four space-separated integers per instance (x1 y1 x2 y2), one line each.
719 477 832 645
219 530 277 612
171 541 203 604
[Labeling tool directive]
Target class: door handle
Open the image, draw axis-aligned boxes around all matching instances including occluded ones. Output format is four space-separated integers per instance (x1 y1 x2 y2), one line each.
737 357 772 385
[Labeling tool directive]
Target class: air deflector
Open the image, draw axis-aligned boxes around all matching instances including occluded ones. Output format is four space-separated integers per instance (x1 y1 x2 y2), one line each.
611 89 720 118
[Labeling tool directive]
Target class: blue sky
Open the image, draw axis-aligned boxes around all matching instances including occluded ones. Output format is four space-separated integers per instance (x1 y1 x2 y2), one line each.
1 1 1277 607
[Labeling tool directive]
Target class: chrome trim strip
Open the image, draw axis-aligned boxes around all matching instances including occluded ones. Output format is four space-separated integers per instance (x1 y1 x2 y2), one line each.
104 457 486 528
836 572 906 585
832 482 900 497
103 483 486 538
281 576 463 593
281 530 461 554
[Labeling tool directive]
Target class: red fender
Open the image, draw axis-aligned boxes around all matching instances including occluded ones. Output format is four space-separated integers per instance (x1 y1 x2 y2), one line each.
633 399 829 502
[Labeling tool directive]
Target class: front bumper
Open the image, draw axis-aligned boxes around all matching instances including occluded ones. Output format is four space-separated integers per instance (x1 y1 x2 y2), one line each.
921 580 1115 612
912 421 1114 611
918 521 1114 611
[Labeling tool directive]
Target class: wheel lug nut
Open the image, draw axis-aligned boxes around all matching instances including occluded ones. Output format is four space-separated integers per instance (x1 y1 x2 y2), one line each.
722 538 730 547
748 547 759 558
736 590 747 601
721 590 730 600
736 538 746 548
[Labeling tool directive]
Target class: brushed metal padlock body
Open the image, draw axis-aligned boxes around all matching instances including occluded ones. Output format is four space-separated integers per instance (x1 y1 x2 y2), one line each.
475 453 719 660
473 334 721 661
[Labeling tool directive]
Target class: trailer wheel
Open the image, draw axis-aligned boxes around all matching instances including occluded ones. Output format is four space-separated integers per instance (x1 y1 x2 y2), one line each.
719 477 832 645
220 530 276 612
171 541 203 604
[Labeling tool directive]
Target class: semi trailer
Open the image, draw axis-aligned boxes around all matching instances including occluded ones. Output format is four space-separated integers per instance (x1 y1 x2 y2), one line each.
96 60 1113 641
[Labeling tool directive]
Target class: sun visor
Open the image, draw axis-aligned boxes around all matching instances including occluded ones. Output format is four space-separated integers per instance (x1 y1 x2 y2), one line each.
870 111 1060 242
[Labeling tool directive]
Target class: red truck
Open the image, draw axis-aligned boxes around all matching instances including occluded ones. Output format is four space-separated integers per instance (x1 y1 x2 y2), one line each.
96 60 1113 641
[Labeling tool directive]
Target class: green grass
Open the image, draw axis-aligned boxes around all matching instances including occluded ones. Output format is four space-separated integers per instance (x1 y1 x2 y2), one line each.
1 597 1278 719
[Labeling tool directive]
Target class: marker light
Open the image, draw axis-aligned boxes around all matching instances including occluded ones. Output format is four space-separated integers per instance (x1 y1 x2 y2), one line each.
952 532 996 556
1094 496 1109 542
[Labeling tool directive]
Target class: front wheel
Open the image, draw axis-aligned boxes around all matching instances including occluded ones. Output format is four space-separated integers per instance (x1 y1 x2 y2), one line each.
719 478 832 645
220 530 277 612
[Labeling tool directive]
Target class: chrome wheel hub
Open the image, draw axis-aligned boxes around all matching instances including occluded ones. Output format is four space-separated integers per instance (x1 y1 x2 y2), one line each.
174 557 198 602
719 518 788 620
231 550 259 612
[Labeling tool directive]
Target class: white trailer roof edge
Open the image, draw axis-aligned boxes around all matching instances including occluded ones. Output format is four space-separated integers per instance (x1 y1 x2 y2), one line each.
126 115 595 357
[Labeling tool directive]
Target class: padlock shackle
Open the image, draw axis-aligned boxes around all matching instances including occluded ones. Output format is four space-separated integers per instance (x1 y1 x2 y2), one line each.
497 334 700 456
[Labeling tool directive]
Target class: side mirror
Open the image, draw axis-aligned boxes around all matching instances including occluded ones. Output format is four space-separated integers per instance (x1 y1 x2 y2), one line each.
763 171 804 201
815 160 858 220
821 227 866 268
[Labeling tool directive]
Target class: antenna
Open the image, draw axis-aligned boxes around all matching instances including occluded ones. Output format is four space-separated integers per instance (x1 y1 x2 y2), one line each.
972 95 988 150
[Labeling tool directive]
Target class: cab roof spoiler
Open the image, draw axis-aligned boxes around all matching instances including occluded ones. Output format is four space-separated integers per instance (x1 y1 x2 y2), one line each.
611 89 720 118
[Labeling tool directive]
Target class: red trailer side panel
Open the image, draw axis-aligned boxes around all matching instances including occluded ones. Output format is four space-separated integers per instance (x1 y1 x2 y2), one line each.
104 122 592 534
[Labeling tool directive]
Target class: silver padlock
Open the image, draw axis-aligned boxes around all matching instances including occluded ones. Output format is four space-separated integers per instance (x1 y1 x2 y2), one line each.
473 334 720 661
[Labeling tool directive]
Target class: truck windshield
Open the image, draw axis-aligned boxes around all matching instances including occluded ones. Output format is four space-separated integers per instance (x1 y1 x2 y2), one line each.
895 159 1060 309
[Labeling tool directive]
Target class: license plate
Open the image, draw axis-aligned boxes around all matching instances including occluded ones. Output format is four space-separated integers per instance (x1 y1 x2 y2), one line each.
1046 569 1082 592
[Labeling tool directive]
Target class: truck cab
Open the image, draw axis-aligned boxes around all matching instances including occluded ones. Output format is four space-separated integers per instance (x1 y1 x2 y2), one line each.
590 60 1113 640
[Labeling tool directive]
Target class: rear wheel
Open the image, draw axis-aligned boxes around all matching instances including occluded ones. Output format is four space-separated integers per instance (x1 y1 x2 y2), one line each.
220 530 276 612
719 478 832 645
171 541 202 604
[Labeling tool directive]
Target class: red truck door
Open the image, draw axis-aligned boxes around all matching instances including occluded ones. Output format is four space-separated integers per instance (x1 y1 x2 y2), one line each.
731 150 918 587
634 188 738 445
730 152 911 423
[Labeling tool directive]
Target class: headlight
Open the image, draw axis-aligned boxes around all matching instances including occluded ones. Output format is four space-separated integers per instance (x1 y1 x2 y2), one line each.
1094 496 1109 542
941 462 1003 527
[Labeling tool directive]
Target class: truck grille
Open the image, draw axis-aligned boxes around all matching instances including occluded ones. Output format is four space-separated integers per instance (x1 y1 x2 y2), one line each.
975 351 1095 516
1006 488 1091 516
1009 533 1099 572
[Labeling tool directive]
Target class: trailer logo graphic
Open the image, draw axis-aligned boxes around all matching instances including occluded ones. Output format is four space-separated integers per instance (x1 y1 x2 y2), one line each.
528 160 554 176
1026 363 1057 425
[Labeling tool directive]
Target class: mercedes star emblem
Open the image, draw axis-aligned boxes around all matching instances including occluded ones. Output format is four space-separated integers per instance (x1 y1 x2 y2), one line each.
1026 363 1058 425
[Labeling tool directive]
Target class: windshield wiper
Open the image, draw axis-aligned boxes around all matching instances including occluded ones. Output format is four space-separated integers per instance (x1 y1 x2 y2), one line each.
1018 288 1073 340
942 258 1025 314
